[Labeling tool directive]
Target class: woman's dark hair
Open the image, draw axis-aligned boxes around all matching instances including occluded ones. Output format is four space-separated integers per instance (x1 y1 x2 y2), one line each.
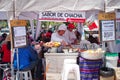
2 33 7 38
36 32 45 42
76 31 81 40
88 35 99 44
7 41 11 50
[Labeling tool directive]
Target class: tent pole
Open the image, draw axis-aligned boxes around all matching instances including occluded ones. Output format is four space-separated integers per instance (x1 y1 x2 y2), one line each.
30 19 35 40
12 0 16 19
35 14 41 40
7 19 15 80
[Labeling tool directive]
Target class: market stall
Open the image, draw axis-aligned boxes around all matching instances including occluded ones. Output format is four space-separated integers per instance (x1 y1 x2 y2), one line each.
2 0 120 80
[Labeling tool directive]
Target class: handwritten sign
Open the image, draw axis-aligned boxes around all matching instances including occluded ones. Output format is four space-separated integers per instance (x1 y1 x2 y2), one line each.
98 12 116 41
101 20 115 41
10 20 27 27
14 36 27 48
98 12 115 20
10 20 27 48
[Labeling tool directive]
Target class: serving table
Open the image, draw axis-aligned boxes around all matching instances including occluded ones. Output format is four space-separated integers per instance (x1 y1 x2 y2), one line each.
44 53 79 80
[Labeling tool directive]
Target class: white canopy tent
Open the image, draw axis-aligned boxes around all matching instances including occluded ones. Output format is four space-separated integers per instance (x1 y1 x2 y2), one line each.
0 0 14 20
15 0 104 12
2 0 120 43
0 0 13 11
2 0 120 21
105 0 120 12
0 0 105 37
0 0 105 19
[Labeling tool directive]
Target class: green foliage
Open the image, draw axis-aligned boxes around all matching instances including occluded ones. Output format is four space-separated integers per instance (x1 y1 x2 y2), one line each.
0 20 8 28
41 21 63 28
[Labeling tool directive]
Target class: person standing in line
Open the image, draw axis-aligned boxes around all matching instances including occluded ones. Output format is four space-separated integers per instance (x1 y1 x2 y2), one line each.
0 35 11 80
0 35 11 63
0 33 7 46
13 42 39 79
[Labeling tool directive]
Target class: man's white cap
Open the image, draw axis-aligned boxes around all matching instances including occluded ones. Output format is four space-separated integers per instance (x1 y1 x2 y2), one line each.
58 24 67 31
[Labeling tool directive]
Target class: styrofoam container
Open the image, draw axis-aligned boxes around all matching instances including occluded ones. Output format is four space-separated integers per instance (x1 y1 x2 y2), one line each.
81 51 104 60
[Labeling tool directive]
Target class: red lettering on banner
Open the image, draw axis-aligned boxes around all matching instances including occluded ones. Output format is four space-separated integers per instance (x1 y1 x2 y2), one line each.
66 18 86 23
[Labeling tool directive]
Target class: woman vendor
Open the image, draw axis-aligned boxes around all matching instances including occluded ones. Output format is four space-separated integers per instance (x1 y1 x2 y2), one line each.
51 24 68 46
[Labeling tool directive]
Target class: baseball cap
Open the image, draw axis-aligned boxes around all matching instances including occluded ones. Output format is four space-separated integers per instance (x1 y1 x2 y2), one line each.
46 32 51 37
68 23 75 29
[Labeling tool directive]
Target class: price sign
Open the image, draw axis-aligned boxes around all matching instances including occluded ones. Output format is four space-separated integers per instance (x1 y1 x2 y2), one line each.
10 20 27 48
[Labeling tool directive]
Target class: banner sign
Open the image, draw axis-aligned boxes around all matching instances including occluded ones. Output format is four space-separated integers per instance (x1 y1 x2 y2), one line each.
10 20 27 48
66 18 85 23
39 11 85 22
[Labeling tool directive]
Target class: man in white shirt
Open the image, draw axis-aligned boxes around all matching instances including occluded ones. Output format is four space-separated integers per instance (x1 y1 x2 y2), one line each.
64 23 77 45
51 24 68 46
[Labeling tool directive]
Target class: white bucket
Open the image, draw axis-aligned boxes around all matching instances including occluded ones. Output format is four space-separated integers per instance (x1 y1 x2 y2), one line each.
106 56 118 68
